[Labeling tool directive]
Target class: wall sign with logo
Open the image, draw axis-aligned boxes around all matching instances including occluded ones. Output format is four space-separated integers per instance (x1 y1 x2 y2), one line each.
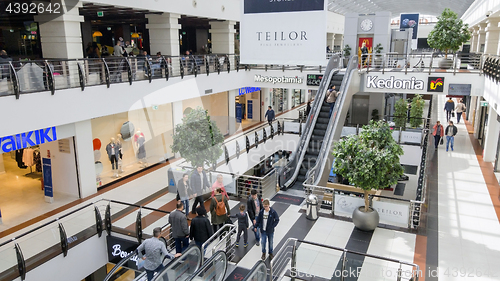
400 14 419 40
334 195 364 216
366 76 424 90
247 100 253 119
306 74 323 86
236 104 243 123
372 201 410 227
254 75 304 84
0 126 57 153
106 236 141 271
239 87 261 95
427 77 444 92
448 84 471 96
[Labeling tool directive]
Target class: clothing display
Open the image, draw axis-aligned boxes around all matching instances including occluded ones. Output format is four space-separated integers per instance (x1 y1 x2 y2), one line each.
23 148 34 167
15 150 27 169
34 150 42 172
136 134 146 160
105 142 120 170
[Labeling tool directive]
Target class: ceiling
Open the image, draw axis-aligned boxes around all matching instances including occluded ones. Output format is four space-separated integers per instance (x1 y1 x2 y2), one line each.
327 0 475 17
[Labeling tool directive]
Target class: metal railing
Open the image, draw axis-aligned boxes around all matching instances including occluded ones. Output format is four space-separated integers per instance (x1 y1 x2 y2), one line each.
235 169 277 200
186 251 228 281
270 238 420 281
151 244 203 281
201 224 237 263
242 260 268 281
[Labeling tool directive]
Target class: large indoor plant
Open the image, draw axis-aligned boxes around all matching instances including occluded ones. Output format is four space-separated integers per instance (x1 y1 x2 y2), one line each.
394 98 409 129
373 43 384 68
409 94 425 128
427 8 471 69
332 120 404 231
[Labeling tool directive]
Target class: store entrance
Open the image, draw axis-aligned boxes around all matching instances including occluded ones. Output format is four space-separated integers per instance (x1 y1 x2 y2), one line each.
235 89 261 130
0 136 80 231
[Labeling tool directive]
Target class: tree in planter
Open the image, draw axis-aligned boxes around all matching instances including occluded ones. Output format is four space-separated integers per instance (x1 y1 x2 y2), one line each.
171 107 224 168
394 98 408 128
343 44 351 57
332 120 404 212
409 94 425 128
427 8 471 57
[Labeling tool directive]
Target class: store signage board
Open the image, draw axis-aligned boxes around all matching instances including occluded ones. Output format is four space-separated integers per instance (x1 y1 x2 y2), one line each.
236 104 243 123
43 158 53 203
247 100 253 119
334 194 364 217
58 139 71 153
239 87 261 95
254 75 304 84
106 236 141 271
372 201 410 227
240 0 326 65
366 76 424 90
306 74 323 86
0 127 57 154
448 84 471 96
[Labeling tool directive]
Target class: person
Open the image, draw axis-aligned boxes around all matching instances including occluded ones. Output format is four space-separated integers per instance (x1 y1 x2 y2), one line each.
211 174 229 200
189 206 213 250
150 52 163 76
445 121 458 152
209 188 230 233
432 121 444 149
255 198 279 260
168 202 190 254
177 173 192 219
265 106 275 126
0 50 12 79
444 98 455 122
325 86 338 118
247 189 262 246
190 166 210 214
113 41 124 56
455 99 466 124
305 101 311 117
326 45 331 53
360 42 368 67
137 227 181 281
89 42 100 58
231 204 249 247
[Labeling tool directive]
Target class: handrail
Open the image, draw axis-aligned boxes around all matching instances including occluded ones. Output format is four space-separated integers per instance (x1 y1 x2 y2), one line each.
201 224 236 263
186 250 228 281
242 260 268 281
103 249 138 281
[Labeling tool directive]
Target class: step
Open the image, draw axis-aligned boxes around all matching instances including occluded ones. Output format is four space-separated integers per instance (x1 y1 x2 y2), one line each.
297 175 306 182
313 129 327 136
316 117 330 124
310 135 324 141
315 123 328 130
319 112 329 118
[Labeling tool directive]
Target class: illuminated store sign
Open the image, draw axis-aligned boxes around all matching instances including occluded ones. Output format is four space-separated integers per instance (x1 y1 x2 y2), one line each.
366 76 424 90
254 75 304 84
239 87 261 95
0 127 57 153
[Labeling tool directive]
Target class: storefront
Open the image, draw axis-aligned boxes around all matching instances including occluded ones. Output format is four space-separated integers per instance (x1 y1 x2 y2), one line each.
291 89 306 108
271 88 288 114
235 87 261 130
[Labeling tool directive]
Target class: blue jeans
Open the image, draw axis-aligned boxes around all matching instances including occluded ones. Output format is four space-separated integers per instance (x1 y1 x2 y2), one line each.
195 241 207 255
175 237 189 254
456 112 462 123
328 102 335 118
182 199 189 217
146 263 164 281
261 231 274 254
252 221 260 241
446 136 454 150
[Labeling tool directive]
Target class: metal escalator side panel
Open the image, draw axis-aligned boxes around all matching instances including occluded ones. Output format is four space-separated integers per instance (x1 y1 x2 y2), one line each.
186 251 228 281
242 260 268 281
103 249 139 281
152 244 202 281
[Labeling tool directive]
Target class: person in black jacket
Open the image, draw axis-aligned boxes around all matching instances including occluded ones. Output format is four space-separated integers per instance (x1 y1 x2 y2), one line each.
445 121 458 152
247 189 263 246
190 166 210 214
189 206 213 250
255 198 279 260
231 204 249 247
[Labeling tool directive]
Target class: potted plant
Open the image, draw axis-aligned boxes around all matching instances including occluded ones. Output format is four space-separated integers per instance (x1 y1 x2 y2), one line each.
427 8 471 69
371 109 380 121
332 120 404 231
394 98 408 129
373 44 384 68
409 94 425 128
343 44 352 67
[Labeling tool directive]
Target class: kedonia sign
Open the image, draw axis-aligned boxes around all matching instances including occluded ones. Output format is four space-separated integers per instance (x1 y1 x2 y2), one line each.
366 76 424 90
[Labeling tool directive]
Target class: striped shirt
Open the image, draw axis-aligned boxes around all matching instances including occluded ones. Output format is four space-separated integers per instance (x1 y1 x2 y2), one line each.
137 237 173 271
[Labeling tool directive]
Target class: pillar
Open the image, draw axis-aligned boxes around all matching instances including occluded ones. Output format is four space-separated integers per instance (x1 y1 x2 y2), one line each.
334 34 344 52
483 107 500 162
476 23 487 53
470 26 479 52
146 13 181 56
327 33 335 52
209 21 236 54
34 0 84 59
484 18 500 55
74 120 97 198
287 88 294 110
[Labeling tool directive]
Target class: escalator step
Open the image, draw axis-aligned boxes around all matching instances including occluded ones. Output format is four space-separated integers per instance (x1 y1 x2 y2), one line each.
310 135 324 141
319 112 329 118
315 123 328 130
313 129 327 135
316 117 329 124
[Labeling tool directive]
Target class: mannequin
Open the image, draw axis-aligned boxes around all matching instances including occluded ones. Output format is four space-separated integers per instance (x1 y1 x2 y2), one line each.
106 137 121 178
133 130 147 167
116 134 124 173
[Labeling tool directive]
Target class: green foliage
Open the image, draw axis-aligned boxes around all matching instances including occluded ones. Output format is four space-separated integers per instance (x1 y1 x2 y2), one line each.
427 8 471 56
409 95 425 128
171 107 224 168
332 121 404 211
374 43 383 54
371 109 380 121
394 98 408 128
343 44 351 57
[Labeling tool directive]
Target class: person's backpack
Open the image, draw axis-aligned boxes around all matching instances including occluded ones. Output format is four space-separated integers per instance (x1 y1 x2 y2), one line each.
214 196 226 216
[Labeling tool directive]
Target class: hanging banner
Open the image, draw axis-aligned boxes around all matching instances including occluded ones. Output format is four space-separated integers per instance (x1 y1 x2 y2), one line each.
240 0 326 65
358 37 373 68
43 158 54 203
236 104 243 123
400 14 419 40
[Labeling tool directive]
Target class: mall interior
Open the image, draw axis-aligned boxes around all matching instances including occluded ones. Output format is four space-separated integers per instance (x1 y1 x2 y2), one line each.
0 0 500 280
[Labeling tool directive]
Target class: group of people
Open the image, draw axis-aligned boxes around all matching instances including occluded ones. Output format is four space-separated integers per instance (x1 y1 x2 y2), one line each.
444 97 466 124
137 166 280 280
433 98 462 152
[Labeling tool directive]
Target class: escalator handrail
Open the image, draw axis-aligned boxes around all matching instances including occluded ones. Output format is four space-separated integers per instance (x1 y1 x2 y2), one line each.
305 55 359 186
103 249 139 281
151 244 203 281
242 260 268 281
280 54 342 188
186 250 228 281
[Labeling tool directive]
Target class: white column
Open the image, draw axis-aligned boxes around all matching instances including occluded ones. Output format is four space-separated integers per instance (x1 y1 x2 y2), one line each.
209 21 236 54
483 107 500 162
484 18 500 55
327 33 335 52
228 90 237 135
74 120 97 198
334 34 344 52
476 23 487 53
146 13 181 56
470 27 479 52
287 89 294 110
34 1 84 59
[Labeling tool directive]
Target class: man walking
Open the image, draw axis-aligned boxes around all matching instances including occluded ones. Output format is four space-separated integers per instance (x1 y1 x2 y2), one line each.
265 106 275 126
445 121 458 152
255 199 279 260
247 189 262 246
432 121 444 149
444 98 455 122
190 165 210 214
168 202 190 254
137 227 181 281
189 206 213 250
455 99 466 124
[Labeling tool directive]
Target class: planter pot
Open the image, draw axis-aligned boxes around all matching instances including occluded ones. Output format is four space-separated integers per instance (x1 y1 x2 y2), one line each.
352 206 379 231
373 55 383 68
438 58 453 69
343 58 350 68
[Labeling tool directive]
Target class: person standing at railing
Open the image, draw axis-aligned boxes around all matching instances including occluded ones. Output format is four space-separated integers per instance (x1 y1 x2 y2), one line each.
255 198 279 260
361 42 368 67
189 206 213 250
211 174 229 200
444 97 455 122
190 165 210 214
247 189 262 246
137 227 181 281
432 121 444 150
210 188 231 233
265 106 275 126
169 202 190 254
455 99 466 124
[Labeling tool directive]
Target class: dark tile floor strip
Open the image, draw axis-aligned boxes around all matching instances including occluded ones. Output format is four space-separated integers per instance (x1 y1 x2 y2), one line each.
331 228 374 281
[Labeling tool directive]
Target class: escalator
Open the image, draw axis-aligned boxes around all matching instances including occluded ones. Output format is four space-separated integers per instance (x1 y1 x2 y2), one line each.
242 260 267 281
280 55 361 190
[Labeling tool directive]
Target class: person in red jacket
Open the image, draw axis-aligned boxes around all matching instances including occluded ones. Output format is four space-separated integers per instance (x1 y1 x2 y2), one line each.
432 121 444 149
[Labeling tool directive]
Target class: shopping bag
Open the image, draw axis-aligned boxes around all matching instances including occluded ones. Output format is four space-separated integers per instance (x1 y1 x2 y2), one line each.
452 111 455 117
440 138 444 145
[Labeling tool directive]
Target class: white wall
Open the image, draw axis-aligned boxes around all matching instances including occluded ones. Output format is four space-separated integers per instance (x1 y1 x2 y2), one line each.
417 24 436 39
39 137 80 198
327 11 345 34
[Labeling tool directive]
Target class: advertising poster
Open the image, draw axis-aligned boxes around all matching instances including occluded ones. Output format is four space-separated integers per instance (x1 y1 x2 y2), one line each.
358 37 373 67
43 158 53 203
400 14 419 39
241 0 326 65
236 104 242 123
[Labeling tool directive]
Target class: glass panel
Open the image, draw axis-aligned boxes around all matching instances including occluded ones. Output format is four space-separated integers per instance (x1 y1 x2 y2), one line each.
0 63 13 97
356 255 389 281
243 261 268 281
16 225 61 261
187 252 227 281
13 60 46 93
294 243 344 280
110 201 140 237
60 205 97 243
141 209 169 239
83 58 105 86
0 245 19 280
153 245 202 281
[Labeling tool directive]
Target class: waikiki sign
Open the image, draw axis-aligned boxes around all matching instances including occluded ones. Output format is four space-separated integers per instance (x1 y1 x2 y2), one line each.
366 76 425 90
